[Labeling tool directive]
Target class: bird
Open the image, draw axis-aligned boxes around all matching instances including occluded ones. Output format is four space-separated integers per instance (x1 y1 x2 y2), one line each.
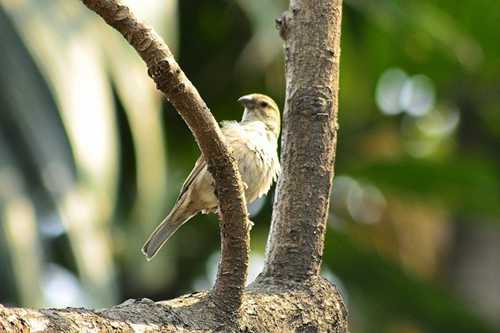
142 93 281 260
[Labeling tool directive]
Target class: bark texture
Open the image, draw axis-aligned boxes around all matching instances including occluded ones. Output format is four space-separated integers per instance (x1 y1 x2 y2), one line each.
264 0 343 281
0 277 346 332
80 0 250 317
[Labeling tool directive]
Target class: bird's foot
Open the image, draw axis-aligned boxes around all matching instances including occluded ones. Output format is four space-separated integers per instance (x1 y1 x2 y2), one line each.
247 219 254 231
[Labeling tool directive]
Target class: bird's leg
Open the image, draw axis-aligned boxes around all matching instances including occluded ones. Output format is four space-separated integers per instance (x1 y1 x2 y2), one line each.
240 182 253 231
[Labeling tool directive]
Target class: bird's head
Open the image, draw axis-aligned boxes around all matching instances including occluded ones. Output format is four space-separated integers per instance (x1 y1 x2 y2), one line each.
238 93 281 137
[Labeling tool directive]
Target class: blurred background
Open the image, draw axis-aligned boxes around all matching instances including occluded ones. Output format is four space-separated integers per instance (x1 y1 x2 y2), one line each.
0 0 499 332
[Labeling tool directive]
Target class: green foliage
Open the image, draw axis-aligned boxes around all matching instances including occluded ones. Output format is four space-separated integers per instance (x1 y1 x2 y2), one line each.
350 158 500 217
325 231 498 333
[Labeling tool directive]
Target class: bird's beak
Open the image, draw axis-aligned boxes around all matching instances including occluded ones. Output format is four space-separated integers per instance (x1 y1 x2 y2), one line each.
237 95 253 106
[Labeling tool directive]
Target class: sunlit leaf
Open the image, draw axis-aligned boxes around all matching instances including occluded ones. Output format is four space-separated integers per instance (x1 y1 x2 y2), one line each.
2 196 44 308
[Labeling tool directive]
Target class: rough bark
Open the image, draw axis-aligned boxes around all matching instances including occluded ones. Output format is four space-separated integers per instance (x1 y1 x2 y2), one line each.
0 277 347 332
0 0 348 331
79 0 250 317
263 0 343 281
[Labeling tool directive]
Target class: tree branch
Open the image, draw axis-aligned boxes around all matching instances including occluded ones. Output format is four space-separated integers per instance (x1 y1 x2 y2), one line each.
263 0 343 281
0 277 347 332
79 0 249 317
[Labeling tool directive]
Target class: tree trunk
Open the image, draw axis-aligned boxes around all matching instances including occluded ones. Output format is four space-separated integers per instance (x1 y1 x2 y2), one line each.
0 0 347 331
264 0 342 282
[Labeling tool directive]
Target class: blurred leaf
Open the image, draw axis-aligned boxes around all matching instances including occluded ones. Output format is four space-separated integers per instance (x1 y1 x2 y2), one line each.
350 158 500 217
1 0 121 306
0 133 43 307
345 0 483 70
0 0 179 307
0 4 73 306
97 1 173 287
3 197 44 308
235 0 285 71
325 230 498 333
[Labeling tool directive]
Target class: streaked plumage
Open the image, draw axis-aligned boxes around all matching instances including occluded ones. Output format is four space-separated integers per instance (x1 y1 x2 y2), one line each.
142 94 281 260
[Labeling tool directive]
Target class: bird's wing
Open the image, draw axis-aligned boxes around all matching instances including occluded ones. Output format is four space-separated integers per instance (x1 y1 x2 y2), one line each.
177 156 206 200
176 121 249 200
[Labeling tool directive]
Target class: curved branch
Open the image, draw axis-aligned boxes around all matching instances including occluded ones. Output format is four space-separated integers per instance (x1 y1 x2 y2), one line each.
263 0 343 281
80 0 249 316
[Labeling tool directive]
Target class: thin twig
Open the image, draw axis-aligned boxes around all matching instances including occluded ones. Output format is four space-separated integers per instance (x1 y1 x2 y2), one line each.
80 0 249 316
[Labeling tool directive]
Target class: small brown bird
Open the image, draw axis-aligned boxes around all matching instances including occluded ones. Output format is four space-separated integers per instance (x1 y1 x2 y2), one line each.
142 94 281 260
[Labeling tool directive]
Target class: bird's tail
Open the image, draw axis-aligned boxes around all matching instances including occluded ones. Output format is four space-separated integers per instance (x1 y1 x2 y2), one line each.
141 199 194 260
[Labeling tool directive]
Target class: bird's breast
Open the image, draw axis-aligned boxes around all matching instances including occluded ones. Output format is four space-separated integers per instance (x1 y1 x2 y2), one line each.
223 123 280 204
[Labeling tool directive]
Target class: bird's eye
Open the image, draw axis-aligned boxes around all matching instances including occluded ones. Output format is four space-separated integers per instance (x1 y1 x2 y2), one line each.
259 101 268 108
